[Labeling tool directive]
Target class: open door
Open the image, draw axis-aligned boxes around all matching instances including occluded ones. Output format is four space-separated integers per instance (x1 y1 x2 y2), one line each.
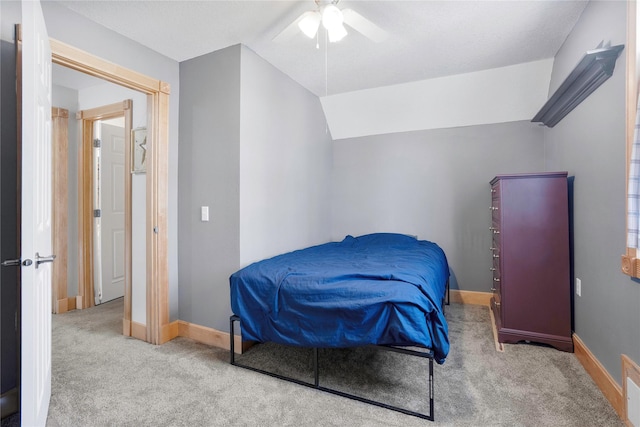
96 122 126 304
19 1 54 424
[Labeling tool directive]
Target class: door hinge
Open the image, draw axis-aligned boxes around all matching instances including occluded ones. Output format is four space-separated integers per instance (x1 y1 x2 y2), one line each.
94 209 101 218
93 138 101 148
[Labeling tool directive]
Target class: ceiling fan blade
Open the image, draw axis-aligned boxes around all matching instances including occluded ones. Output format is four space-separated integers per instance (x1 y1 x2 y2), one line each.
342 8 388 43
273 12 307 43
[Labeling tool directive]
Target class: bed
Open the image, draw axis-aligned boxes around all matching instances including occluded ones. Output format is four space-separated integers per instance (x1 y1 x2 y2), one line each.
229 232 450 420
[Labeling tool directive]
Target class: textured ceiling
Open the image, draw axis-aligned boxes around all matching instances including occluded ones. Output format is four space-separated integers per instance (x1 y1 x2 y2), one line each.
53 0 588 96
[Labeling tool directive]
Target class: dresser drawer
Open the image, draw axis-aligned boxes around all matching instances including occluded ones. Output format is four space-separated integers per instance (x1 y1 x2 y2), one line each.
490 224 501 244
491 184 500 200
491 251 501 280
491 182 502 214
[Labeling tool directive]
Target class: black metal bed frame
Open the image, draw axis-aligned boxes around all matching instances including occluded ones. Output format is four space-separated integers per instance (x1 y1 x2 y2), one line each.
229 280 450 421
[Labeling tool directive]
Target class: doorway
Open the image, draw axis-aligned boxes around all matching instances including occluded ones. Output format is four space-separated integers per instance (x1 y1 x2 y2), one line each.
71 100 134 313
94 117 127 306
50 77 137 314
50 38 170 344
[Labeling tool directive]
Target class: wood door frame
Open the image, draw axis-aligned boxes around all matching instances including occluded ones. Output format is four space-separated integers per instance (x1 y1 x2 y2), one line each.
76 101 132 317
50 38 170 344
51 106 70 314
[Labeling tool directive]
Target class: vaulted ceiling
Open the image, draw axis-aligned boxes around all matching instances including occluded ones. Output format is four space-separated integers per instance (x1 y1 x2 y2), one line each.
53 0 588 96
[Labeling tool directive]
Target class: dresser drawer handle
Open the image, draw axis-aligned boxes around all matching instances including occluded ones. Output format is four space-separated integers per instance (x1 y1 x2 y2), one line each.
495 301 501 308
489 267 496 271
493 278 500 282
493 254 500 259
490 247 498 251
489 206 499 211
491 287 496 292
491 189 496 193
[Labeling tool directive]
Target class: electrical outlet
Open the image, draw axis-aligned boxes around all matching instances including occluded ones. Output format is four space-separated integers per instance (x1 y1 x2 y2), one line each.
575 278 582 297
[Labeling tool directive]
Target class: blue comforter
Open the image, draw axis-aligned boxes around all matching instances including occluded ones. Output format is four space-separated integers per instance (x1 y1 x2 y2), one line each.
230 233 450 364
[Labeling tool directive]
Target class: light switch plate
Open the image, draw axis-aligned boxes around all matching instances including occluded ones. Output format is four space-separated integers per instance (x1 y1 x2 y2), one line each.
201 206 209 222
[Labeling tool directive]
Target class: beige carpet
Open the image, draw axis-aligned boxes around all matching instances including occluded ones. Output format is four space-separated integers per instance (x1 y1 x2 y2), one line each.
37 299 624 426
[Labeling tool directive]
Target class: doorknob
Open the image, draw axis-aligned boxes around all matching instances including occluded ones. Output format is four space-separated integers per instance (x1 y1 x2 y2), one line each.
34 252 56 269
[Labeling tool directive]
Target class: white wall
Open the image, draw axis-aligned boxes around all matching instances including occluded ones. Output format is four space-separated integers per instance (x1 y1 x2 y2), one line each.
239 45 332 266
321 59 553 140
78 84 147 324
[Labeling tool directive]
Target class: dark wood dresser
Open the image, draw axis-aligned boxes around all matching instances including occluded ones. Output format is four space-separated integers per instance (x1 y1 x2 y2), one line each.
490 172 573 352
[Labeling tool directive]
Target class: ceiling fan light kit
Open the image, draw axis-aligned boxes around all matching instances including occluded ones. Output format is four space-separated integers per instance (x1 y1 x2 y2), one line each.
321 4 348 42
296 2 348 43
322 4 343 29
327 24 348 43
277 0 387 44
298 11 321 38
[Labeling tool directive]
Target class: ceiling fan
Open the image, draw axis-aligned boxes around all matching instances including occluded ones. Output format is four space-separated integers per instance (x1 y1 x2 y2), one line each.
274 0 388 44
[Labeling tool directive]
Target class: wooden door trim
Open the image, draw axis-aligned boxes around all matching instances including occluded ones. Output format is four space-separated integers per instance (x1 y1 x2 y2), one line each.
50 39 164 95
622 0 639 276
51 107 69 314
78 118 93 310
51 38 170 344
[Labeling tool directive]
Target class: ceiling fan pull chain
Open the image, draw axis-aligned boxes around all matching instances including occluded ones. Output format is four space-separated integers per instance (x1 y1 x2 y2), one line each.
324 29 329 134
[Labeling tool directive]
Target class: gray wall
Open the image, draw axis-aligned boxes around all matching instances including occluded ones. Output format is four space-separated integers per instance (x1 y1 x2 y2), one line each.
178 45 332 332
178 45 242 330
40 1 181 320
331 121 545 292
238 45 332 266
544 0 640 385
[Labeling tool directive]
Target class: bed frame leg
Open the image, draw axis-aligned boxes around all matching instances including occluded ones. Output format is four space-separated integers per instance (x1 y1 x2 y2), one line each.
429 356 434 420
446 278 450 306
314 348 319 387
230 315 240 365
442 279 450 314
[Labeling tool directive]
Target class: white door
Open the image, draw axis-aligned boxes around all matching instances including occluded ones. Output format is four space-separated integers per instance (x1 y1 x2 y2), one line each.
20 0 53 425
97 123 125 303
